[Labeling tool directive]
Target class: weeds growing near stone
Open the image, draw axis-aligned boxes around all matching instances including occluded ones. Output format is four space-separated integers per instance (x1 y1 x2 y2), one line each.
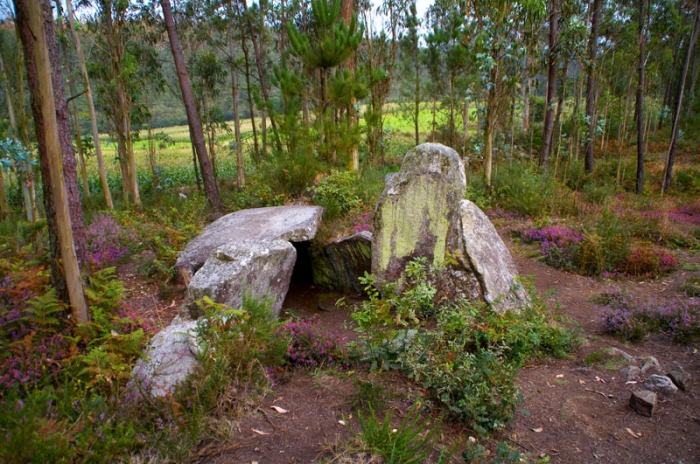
351 259 580 435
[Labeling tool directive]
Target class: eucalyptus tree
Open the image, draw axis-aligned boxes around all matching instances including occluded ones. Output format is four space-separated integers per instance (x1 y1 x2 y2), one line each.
468 0 545 187
540 0 559 171
636 0 647 193
15 0 88 321
192 51 229 177
663 0 700 192
361 0 410 163
397 0 422 146
86 0 144 207
583 0 602 174
66 0 114 209
425 0 472 150
160 0 224 211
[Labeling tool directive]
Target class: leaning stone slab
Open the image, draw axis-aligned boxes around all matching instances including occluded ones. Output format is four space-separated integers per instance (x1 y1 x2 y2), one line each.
668 367 690 391
459 200 528 312
131 318 200 398
182 239 296 319
372 143 482 301
630 389 657 417
312 231 372 293
644 374 679 398
175 206 323 284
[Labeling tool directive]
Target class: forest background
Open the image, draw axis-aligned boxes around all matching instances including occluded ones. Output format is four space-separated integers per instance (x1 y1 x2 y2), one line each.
0 0 699 461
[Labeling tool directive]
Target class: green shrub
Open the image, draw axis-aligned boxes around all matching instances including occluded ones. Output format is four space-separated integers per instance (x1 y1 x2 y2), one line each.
312 170 363 219
352 260 579 434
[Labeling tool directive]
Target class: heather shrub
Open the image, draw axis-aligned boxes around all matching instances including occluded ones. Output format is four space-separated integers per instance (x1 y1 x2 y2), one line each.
521 225 583 270
277 316 348 369
600 290 700 343
618 248 677 278
87 213 137 268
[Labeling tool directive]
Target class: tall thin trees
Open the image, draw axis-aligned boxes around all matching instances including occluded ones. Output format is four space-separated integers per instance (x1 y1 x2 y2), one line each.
161 0 224 211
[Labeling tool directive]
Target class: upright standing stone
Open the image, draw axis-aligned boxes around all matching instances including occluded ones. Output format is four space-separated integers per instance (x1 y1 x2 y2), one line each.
372 143 528 312
372 143 482 301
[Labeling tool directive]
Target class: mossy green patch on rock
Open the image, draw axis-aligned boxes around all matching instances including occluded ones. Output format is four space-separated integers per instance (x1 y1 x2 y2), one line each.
372 143 467 290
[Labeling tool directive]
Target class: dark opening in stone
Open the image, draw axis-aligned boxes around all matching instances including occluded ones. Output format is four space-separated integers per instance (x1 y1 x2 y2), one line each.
290 241 314 285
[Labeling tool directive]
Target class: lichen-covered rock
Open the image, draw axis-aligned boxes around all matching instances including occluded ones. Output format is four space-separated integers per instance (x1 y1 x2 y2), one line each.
372 143 479 298
644 374 679 398
312 231 372 293
459 200 528 312
131 318 199 398
182 239 296 319
175 206 323 284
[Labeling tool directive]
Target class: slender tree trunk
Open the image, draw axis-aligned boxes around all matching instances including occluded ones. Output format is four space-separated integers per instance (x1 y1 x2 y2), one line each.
663 0 700 193
0 53 13 217
16 0 88 321
241 35 260 163
541 0 559 171
636 0 646 194
226 0 244 189
462 97 469 155
46 0 88 266
161 0 223 211
242 0 282 153
584 0 602 173
66 0 112 209
485 67 498 187
522 55 530 131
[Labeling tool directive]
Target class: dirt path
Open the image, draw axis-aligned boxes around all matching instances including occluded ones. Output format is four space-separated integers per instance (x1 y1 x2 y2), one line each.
119 238 700 463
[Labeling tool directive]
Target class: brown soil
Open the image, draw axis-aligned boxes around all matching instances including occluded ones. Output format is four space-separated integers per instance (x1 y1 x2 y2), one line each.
119 229 700 464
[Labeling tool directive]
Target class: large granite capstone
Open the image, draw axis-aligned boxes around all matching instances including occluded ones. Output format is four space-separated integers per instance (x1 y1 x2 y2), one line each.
175 206 323 284
182 239 297 319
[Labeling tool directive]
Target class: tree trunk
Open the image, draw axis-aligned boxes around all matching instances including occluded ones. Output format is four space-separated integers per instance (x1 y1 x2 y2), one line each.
636 0 646 194
541 0 559 171
584 0 602 174
16 0 88 322
226 0 244 189
242 0 282 153
663 0 700 193
241 34 260 163
161 0 223 211
66 0 112 209
46 0 88 267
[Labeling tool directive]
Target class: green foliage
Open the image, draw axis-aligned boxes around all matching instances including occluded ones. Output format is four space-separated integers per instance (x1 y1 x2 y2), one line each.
354 404 446 464
352 260 579 434
488 163 575 218
312 170 363 218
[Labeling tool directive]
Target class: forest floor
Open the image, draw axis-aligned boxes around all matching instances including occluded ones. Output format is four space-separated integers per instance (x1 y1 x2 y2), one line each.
119 223 700 464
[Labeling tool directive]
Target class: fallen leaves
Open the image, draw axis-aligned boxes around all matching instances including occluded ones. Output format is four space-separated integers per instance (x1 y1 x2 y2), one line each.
626 428 642 439
532 427 544 433
252 429 270 436
270 405 289 414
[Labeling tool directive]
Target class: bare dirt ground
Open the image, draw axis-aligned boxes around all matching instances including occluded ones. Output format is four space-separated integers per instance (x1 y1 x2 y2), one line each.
119 230 700 464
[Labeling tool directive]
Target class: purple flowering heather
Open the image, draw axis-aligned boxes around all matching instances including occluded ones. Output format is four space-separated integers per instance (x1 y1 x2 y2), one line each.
276 316 347 369
87 214 135 268
521 226 584 270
